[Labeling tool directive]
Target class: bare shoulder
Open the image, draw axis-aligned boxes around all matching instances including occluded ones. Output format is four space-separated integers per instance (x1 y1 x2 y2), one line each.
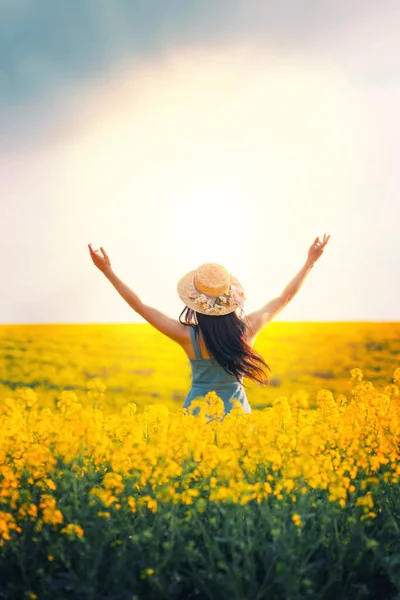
135 303 189 344
246 295 289 342
177 325 194 358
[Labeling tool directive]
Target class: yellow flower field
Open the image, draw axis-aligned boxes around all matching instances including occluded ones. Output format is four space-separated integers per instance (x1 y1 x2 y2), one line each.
0 322 400 599
1 322 399 413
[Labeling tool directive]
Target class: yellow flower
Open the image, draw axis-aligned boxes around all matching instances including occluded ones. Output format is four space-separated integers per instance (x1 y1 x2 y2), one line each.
60 523 84 538
122 403 137 417
140 568 155 578
102 472 124 494
292 513 302 527
350 368 363 382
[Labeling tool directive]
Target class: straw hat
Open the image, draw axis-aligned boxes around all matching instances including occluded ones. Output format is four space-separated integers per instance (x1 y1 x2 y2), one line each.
177 263 246 316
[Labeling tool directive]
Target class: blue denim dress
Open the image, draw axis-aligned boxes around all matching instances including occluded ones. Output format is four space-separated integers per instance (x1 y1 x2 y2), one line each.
183 325 252 416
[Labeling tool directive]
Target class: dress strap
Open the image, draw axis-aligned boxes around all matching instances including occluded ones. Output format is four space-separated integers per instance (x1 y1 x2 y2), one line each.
190 326 203 359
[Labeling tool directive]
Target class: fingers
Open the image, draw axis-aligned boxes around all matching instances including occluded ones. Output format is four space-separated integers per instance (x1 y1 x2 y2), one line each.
88 243 102 255
88 243 110 257
313 234 331 247
322 233 330 246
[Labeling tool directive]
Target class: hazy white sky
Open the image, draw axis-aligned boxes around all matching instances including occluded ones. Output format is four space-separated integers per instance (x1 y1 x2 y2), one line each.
1 1 399 323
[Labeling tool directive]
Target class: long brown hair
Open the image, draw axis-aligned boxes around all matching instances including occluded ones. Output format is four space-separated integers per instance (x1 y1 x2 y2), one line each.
178 306 271 389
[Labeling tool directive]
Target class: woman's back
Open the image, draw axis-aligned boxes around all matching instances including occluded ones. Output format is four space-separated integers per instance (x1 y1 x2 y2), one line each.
183 325 252 415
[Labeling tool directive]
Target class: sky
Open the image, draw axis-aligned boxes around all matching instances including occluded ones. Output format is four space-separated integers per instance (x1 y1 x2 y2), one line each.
1 0 399 324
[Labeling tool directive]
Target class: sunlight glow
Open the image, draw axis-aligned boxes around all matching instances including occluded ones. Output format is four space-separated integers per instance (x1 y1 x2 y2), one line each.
69 49 354 261
29 45 359 320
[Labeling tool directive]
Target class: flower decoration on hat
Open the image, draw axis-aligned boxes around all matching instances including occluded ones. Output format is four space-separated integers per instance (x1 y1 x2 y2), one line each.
191 286 245 313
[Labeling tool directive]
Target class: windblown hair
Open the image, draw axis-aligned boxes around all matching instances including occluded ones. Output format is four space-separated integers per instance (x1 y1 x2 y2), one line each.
179 306 271 388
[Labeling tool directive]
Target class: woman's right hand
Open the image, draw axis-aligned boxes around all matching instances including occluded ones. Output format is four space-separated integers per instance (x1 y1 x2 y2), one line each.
307 234 330 264
88 244 112 273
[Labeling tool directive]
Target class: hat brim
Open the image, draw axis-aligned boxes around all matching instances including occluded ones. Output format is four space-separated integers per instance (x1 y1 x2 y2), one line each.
177 270 245 316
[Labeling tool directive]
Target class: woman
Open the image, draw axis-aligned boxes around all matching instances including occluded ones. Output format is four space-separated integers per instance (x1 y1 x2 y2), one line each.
88 234 330 415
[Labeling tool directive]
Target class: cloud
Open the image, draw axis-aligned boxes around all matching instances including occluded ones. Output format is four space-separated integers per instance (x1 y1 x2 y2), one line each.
2 0 399 111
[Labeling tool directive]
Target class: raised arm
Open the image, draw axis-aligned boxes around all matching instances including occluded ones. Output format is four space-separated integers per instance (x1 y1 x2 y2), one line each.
88 244 187 343
246 234 330 342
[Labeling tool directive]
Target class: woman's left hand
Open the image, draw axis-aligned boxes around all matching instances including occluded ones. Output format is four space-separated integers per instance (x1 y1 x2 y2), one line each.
307 234 330 264
88 244 112 273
